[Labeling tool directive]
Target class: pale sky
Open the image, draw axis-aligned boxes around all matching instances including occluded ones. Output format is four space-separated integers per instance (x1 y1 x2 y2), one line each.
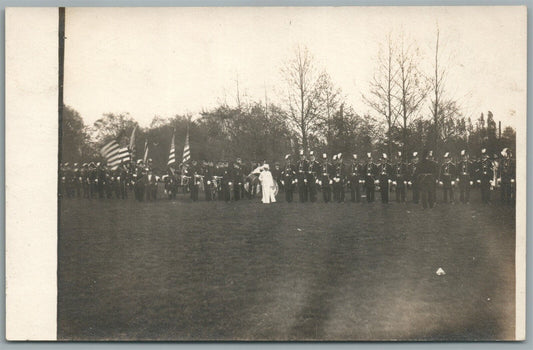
64 6 526 129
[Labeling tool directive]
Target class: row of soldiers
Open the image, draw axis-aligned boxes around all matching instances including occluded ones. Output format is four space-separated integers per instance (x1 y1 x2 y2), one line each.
60 147 515 206
276 148 515 207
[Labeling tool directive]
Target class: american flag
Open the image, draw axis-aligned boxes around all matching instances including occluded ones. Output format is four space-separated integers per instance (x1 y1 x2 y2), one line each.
143 140 149 163
168 133 176 166
182 128 190 163
129 126 137 160
101 140 130 168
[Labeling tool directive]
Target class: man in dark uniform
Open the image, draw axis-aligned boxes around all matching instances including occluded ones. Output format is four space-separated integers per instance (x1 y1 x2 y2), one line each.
364 153 378 203
393 152 408 203
187 160 202 202
202 161 214 201
499 148 515 204
427 150 439 205
320 153 333 203
409 152 420 204
96 162 106 199
333 153 346 203
476 148 494 203
271 162 282 192
88 162 98 199
349 154 362 203
378 153 393 203
233 158 244 201
457 150 473 204
296 150 309 202
281 154 296 203
307 151 320 202
133 160 146 201
439 152 456 203
415 150 437 209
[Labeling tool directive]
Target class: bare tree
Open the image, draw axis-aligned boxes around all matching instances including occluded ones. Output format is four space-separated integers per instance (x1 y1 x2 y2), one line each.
394 32 428 157
281 45 326 153
363 33 399 156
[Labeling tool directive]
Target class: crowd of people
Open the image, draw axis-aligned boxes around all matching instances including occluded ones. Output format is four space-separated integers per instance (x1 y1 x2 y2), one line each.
59 147 516 208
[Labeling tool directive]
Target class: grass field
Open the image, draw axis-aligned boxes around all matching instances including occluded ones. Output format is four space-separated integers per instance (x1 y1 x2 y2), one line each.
58 189 515 341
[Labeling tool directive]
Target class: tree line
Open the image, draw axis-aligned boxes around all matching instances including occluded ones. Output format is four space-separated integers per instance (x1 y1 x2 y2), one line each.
61 32 516 171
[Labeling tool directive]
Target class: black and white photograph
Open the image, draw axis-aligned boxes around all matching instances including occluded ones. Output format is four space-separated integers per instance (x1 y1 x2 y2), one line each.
5 6 527 342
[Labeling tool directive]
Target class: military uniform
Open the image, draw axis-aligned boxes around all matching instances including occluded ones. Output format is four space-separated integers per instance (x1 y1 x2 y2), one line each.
233 161 244 201
393 156 408 203
332 156 346 203
409 153 420 204
319 156 333 203
414 154 437 209
133 163 146 201
499 151 515 204
439 156 456 203
364 156 378 202
307 154 320 202
457 155 473 204
349 157 362 203
281 159 296 203
378 156 392 203
477 152 493 203
187 161 202 201
296 156 309 202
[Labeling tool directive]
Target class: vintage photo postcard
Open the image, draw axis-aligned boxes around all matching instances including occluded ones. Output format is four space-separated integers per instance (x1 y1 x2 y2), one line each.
6 6 526 341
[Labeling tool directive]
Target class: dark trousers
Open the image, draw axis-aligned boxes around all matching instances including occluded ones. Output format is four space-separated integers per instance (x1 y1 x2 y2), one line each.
420 190 435 208
442 186 454 203
285 187 293 203
298 177 308 202
134 183 145 201
412 182 419 204
350 178 361 202
190 184 199 201
308 177 317 202
379 177 389 203
481 180 491 203
365 184 375 202
333 181 344 203
501 181 513 204
396 185 406 202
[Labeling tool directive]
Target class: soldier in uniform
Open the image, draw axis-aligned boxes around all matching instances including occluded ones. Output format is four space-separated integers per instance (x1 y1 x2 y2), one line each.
307 151 320 202
349 154 362 203
281 154 296 203
88 162 98 199
415 150 437 209
202 161 214 201
333 153 346 203
133 160 146 201
271 162 282 192
95 162 106 199
409 152 420 204
233 158 244 201
439 152 456 203
296 150 309 202
187 159 202 202
393 152 408 203
364 153 378 203
427 150 439 205
331 154 338 201
378 153 392 203
457 150 473 204
499 148 515 204
320 153 333 203
476 148 494 203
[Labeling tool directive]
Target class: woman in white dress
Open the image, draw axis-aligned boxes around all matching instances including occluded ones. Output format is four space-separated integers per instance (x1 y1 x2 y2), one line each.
258 164 277 204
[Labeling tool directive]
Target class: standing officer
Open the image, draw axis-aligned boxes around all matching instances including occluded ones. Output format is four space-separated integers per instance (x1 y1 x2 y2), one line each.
415 150 437 209
499 148 515 204
332 153 346 203
96 162 106 199
296 150 309 202
281 154 296 202
320 153 333 203
271 162 282 192
233 158 245 200
187 160 202 201
81 163 90 199
477 148 494 203
307 151 320 202
393 152 408 203
72 163 82 198
133 160 146 201
364 153 378 203
439 152 456 203
378 153 392 203
409 152 420 204
349 154 362 203
457 150 473 204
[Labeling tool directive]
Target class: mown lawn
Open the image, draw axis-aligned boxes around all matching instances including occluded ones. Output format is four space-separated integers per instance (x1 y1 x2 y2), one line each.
58 189 515 340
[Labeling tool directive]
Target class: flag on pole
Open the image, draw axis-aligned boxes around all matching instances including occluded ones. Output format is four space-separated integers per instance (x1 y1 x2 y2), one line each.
168 133 176 166
118 147 130 163
100 140 122 168
143 140 149 163
129 125 137 159
182 128 190 163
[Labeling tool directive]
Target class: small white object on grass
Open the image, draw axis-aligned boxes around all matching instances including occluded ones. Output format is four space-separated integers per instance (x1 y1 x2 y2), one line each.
436 267 446 276
297 228 302 231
